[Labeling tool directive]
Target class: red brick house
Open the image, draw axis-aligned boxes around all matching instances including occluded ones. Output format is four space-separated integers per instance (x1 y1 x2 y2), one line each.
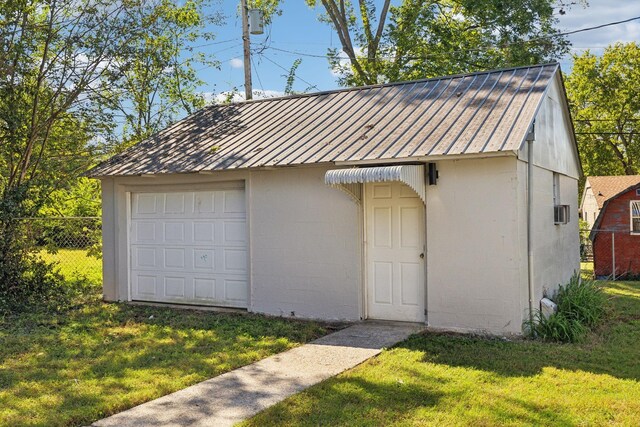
587 177 640 278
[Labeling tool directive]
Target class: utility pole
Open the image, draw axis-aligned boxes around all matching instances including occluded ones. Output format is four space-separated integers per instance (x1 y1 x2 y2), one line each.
240 0 252 100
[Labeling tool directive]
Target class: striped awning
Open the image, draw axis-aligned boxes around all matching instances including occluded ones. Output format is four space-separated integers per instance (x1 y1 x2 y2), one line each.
325 165 425 203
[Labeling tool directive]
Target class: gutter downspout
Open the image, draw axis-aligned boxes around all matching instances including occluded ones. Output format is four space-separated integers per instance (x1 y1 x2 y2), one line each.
526 124 536 325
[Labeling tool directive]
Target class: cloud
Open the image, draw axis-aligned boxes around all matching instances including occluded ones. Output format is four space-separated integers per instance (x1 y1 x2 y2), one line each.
558 0 640 49
229 58 244 69
550 0 640 71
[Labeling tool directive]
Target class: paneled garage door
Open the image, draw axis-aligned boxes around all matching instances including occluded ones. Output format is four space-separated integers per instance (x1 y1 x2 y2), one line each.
129 186 248 308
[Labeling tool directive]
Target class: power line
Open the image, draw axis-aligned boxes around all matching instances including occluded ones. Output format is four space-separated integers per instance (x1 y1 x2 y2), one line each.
191 38 240 49
560 16 640 37
576 132 637 135
261 15 640 62
251 55 266 95
575 119 640 122
259 54 319 91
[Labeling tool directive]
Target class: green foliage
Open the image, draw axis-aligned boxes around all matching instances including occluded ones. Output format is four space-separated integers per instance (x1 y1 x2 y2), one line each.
525 273 607 342
566 42 640 176
40 178 101 219
0 1 220 313
556 274 607 328
0 187 79 315
308 0 573 86
526 309 587 343
248 0 283 25
37 178 102 255
97 0 222 150
284 58 302 95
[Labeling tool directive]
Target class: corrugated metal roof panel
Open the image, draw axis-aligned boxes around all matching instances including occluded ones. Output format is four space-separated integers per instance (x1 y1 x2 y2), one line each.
88 63 560 177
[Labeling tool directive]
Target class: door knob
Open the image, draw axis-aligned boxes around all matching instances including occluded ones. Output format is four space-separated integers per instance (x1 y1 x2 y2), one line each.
419 253 424 259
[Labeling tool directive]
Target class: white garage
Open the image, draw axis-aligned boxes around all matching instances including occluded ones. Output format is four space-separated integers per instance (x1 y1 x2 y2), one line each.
92 64 581 335
129 184 248 308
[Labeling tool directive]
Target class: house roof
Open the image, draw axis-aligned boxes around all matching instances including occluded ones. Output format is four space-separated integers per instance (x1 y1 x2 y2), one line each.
89 63 560 177
586 175 640 209
589 178 640 240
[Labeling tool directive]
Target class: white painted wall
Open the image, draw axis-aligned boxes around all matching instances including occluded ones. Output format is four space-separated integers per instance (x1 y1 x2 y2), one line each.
519 74 581 180
511 71 581 317
518 160 580 311
100 165 362 321
580 183 599 228
425 156 526 334
248 166 362 321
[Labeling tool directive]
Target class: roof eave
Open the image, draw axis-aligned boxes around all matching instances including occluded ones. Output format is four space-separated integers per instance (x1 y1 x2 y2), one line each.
336 150 517 167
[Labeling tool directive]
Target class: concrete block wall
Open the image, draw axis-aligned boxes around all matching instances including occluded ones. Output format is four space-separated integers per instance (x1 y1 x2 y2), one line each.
248 166 363 321
425 156 525 335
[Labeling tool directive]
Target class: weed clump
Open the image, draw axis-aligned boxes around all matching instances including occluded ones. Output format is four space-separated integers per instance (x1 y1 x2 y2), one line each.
525 273 607 342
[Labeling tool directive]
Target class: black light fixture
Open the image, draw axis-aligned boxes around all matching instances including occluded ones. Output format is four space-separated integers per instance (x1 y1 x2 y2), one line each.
428 162 438 185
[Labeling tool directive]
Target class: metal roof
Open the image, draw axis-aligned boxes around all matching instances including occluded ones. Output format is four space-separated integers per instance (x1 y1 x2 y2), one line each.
89 63 560 177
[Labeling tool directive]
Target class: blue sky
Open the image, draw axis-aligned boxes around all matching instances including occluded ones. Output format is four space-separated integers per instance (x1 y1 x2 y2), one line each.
197 0 640 99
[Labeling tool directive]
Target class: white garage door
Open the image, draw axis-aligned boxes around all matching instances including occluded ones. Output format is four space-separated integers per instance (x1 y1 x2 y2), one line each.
129 186 248 308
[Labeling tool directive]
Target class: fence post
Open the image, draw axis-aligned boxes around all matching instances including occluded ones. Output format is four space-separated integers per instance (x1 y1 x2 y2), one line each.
612 231 616 281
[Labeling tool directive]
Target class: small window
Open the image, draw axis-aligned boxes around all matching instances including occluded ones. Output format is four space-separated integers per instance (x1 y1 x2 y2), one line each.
636 189 640 196
553 173 569 224
631 201 640 233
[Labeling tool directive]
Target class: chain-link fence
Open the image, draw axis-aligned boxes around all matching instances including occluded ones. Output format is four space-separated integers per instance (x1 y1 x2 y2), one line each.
581 228 640 280
21 217 102 284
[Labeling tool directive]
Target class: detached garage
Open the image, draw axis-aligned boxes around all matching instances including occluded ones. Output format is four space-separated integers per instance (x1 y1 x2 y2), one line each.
90 63 581 335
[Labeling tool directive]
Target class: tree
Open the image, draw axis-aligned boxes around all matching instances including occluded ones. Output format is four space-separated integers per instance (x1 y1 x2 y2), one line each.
0 0 220 312
0 0 128 311
306 0 575 86
96 0 221 150
566 42 640 176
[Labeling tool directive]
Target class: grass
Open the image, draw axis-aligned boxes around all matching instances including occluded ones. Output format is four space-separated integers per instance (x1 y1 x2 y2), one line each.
244 279 640 426
38 248 102 285
0 275 329 426
581 261 594 279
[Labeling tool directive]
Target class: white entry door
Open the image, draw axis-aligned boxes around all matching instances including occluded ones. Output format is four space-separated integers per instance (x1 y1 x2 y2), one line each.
366 182 425 322
129 186 248 308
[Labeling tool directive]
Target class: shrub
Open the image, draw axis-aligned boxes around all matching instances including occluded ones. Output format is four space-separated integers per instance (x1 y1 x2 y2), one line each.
0 187 80 316
525 273 607 343
527 310 588 343
555 274 607 328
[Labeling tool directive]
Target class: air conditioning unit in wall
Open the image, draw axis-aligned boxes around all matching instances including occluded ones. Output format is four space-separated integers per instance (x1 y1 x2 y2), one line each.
554 204 570 225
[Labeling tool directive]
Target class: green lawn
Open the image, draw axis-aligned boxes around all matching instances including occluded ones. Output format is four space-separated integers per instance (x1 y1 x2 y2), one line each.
38 248 102 285
244 280 640 426
0 291 329 426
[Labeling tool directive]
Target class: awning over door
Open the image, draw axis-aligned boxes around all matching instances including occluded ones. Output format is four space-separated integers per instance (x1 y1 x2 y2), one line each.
325 165 426 204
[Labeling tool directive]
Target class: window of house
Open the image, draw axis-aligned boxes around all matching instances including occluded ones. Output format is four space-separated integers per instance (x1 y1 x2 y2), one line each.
553 173 569 224
631 201 640 233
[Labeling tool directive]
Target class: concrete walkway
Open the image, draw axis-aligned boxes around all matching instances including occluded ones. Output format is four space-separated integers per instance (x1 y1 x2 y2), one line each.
92 322 423 427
